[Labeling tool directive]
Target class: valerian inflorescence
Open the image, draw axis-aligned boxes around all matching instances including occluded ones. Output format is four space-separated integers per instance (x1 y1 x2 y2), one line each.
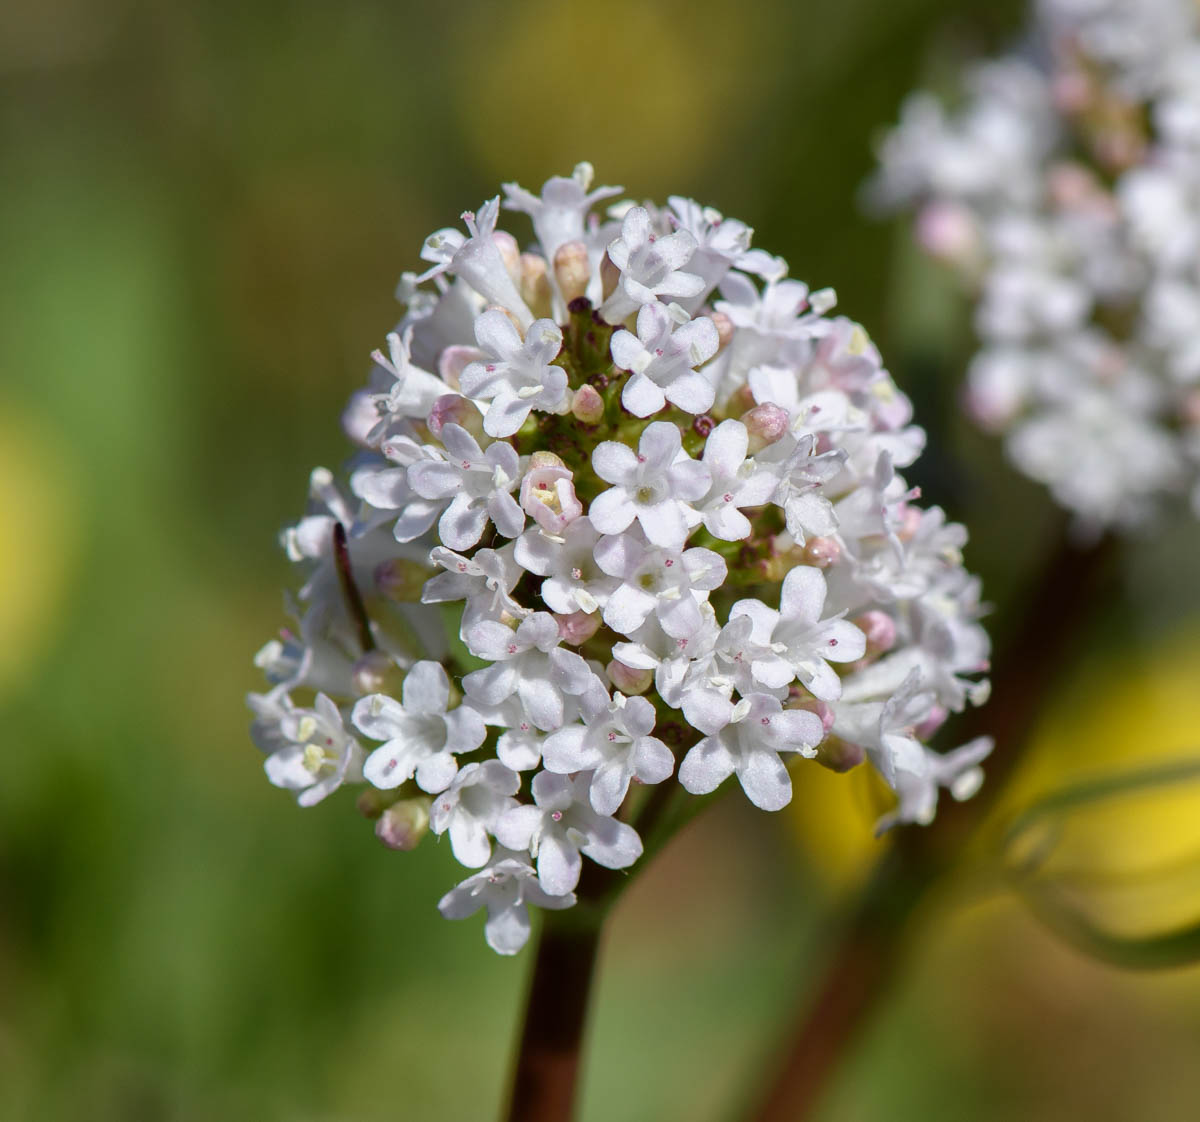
248 165 992 954
870 0 1200 533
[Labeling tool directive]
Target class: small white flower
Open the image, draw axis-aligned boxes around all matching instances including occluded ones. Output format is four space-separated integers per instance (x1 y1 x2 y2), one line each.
678 691 824 811
407 423 525 550
599 205 705 323
259 692 365 807
695 419 780 541
610 301 720 417
589 422 710 551
494 771 643 896
542 692 675 815
503 162 623 259
438 847 576 955
459 311 567 437
352 661 486 793
514 517 618 616
429 760 521 868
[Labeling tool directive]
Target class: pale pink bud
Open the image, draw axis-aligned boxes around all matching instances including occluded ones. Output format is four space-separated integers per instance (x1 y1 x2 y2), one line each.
556 610 601 646
428 393 486 441
710 310 734 353
437 345 482 391
492 230 521 280
375 797 431 851
853 610 896 654
341 389 380 447
520 253 553 319
816 736 864 774
914 704 948 742
571 384 605 425
356 788 392 819
606 660 653 695
1181 390 1200 427
896 505 922 541
553 240 591 305
915 200 979 266
520 452 583 533
741 402 790 452
1052 70 1091 115
351 650 404 696
803 536 841 568
792 698 836 735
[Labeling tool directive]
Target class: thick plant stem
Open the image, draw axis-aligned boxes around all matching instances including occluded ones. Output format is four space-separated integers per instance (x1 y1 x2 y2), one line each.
750 527 1118 1122
503 908 603 1122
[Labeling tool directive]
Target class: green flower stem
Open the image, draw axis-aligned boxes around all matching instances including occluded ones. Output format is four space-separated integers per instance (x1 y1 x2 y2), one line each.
748 522 1119 1122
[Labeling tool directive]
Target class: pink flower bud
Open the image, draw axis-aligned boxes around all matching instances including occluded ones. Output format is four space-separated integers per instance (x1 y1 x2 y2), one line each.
816 736 864 774
428 393 486 441
1181 390 1200 427
792 698 836 735
556 610 601 646
375 797 431 851
492 230 521 280
803 536 841 568
553 240 591 305
913 704 948 742
520 253 553 319
437 345 483 391
710 310 734 352
351 650 404 696
520 452 583 533
571 384 605 425
606 660 653 695
741 402 790 452
915 200 980 266
853 610 896 654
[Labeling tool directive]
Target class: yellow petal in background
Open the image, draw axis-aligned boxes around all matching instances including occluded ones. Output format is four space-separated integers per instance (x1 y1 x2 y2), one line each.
0 399 79 699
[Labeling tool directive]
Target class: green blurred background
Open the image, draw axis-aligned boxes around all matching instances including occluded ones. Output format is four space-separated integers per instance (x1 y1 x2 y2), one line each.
5 1 1200 1119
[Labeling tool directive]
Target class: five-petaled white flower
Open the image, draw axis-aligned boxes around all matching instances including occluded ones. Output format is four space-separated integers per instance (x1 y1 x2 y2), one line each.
609 301 720 417
429 760 521 867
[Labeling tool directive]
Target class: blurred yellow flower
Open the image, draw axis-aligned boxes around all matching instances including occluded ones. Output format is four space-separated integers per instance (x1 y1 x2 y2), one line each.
0 399 79 698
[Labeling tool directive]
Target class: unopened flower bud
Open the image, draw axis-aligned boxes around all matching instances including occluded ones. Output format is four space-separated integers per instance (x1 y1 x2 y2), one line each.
520 451 583 533
915 200 980 266
606 659 653 695
428 393 486 441
376 797 431 851
741 402 790 452
571 384 605 425
375 557 431 602
803 536 842 568
914 704 948 741
553 240 591 305
790 697 836 735
600 251 620 302
437 345 482 391
556 610 601 646
356 788 394 819
492 230 521 280
816 736 865 773
520 253 553 319
853 610 896 654
711 310 734 352
351 649 404 696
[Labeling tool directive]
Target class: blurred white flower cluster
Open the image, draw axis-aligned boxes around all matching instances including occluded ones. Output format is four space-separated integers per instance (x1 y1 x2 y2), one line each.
248 165 992 954
870 0 1200 531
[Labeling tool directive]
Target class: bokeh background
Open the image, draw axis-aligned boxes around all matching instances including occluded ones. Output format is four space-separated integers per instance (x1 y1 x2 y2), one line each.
5 0 1200 1119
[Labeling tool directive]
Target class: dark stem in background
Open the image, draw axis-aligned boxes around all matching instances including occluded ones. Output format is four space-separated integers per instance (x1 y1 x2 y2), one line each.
504 913 602 1122
333 521 375 653
501 776 682 1122
750 525 1119 1122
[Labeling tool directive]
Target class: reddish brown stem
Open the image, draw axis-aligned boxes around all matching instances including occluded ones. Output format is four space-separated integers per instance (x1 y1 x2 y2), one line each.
503 914 602 1122
750 526 1119 1122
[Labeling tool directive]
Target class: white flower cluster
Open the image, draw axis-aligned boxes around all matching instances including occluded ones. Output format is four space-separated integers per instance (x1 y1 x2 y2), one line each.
870 0 1200 532
248 165 992 954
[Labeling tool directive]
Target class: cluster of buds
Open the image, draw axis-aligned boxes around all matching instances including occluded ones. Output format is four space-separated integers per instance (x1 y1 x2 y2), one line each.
248 165 992 954
870 0 1200 532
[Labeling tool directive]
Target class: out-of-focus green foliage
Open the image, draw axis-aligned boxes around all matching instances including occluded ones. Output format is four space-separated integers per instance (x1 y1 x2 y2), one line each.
4 1 1200 1120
